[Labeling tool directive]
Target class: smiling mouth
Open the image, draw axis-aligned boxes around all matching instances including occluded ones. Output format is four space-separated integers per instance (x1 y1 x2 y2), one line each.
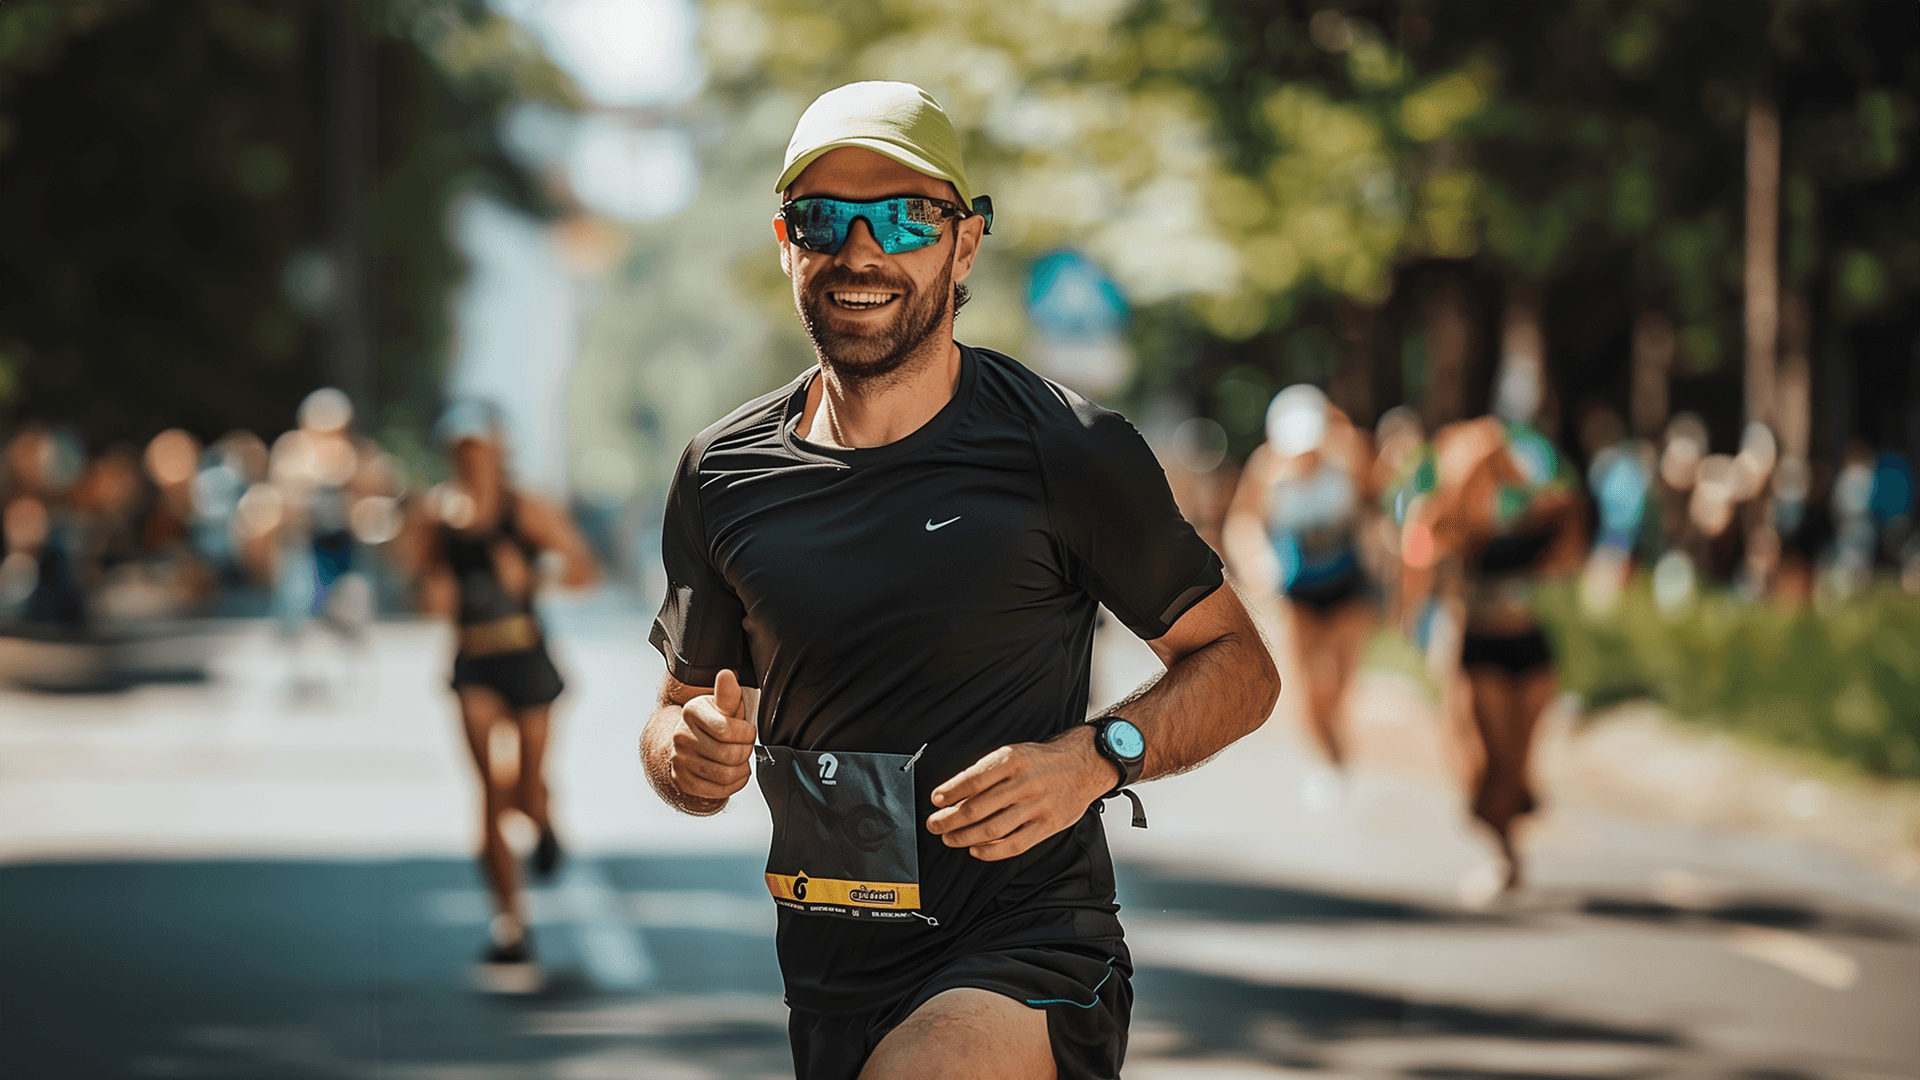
830 290 899 311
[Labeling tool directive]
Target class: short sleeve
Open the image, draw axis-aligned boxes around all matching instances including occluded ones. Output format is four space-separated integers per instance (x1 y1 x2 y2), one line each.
649 441 758 688
1038 399 1224 640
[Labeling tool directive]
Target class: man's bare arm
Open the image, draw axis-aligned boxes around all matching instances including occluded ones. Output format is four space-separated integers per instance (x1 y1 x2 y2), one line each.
641 670 759 817
926 582 1280 860
1089 580 1281 782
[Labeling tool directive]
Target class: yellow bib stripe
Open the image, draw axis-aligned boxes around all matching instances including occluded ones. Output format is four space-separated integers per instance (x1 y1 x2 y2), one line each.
765 872 921 910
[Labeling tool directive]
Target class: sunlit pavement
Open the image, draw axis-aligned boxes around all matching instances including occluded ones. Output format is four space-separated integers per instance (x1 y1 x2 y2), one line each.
3 596 1917 1079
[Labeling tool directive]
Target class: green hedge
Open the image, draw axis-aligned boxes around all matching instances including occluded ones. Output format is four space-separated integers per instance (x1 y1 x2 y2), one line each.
1532 579 1920 781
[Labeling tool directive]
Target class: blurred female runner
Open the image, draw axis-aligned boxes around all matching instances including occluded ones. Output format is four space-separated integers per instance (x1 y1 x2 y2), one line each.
1406 373 1583 892
401 401 597 983
1224 385 1376 811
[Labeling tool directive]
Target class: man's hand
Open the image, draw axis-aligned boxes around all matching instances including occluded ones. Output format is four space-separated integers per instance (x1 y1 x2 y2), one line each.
926 726 1118 861
657 669 757 807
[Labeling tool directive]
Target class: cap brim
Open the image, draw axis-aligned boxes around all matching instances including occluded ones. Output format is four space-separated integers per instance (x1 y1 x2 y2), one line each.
776 137 970 205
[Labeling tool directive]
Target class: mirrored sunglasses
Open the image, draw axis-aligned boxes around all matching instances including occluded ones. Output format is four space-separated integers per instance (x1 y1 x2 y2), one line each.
780 195 993 256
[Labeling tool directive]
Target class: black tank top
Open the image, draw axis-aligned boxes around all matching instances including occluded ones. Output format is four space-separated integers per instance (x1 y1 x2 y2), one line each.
1470 524 1557 577
439 492 539 626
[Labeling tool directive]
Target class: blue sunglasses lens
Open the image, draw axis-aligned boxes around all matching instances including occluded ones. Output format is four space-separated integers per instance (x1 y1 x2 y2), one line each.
785 197 951 255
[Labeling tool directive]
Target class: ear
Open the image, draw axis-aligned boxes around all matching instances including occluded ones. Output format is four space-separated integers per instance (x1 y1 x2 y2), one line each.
949 213 985 285
773 216 793 279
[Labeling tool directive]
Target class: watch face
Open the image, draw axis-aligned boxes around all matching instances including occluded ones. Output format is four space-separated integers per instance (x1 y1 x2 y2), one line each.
1105 719 1146 761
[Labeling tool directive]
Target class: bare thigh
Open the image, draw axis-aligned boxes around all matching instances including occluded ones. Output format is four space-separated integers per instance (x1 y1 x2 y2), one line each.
512 703 553 824
1468 667 1554 777
457 684 516 795
859 988 1054 1080
1514 667 1557 733
1325 601 1375 692
1465 666 1552 826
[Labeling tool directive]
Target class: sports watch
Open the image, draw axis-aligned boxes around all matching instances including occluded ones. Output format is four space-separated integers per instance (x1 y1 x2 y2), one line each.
1088 716 1146 791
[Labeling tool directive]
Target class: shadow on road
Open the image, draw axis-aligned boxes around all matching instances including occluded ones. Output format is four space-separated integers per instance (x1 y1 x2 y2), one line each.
9 857 1900 1079
1115 865 1691 1078
1578 896 1915 942
1116 861 1503 926
1132 965 1679 1074
3 856 791 1080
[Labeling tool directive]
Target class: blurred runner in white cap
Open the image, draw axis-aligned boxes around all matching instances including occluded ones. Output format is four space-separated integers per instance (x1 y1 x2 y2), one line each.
1223 385 1378 813
640 80 1280 1080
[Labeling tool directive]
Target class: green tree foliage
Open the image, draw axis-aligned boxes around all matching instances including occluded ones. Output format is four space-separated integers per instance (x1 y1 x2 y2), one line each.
697 0 1269 336
700 0 1916 452
1182 0 1917 428
0 0 570 449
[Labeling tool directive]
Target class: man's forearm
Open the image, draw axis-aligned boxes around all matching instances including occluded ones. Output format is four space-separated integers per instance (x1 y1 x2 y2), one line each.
641 703 730 816
1097 628 1279 784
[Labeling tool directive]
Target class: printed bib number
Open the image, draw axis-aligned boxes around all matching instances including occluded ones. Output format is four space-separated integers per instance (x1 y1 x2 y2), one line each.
756 745 922 921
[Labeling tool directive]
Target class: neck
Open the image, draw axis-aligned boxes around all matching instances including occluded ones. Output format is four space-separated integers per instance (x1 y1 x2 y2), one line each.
798 337 963 450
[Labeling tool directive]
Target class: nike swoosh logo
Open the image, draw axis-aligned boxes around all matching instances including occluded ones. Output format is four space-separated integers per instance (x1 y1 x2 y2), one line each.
925 516 961 532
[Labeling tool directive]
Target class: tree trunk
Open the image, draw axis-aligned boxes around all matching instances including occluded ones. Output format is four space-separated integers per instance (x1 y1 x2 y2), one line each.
1744 92 1780 431
1631 310 1676 440
1332 297 1376 427
1420 271 1473 430
1776 292 1812 460
323 2 376 418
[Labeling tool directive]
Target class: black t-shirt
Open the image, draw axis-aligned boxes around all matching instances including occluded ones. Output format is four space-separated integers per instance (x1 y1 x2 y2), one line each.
650 344 1223 1015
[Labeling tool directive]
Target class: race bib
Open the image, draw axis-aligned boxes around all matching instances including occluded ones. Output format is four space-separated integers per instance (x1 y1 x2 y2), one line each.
756 744 924 922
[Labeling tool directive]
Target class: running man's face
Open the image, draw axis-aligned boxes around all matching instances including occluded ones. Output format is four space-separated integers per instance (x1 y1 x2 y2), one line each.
778 147 984 384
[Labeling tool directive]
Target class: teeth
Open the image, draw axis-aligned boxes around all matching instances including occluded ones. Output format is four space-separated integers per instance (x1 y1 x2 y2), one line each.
833 291 896 306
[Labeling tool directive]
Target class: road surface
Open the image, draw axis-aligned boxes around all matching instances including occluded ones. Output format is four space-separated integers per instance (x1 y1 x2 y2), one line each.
2 596 1915 1079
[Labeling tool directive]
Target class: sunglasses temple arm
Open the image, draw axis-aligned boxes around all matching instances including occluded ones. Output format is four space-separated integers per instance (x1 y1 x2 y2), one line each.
970 195 993 235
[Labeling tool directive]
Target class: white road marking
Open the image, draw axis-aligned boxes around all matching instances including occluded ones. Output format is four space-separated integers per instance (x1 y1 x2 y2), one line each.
1726 926 1859 990
558 859 656 989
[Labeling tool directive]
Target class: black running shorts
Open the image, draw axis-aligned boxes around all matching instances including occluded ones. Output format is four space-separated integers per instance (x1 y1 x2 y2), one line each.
786 942 1131 1080
450 646 564 708
1459 628 1553 677
1284 569 1367 614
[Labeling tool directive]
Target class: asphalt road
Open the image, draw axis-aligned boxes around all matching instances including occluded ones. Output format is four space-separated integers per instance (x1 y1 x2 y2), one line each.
2 599 1915 1079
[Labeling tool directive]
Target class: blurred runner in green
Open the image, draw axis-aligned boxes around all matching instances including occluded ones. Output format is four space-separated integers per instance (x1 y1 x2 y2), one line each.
1402 370 1584 894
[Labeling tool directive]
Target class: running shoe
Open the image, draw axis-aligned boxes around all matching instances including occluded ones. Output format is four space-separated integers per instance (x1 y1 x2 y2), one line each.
532 827 563 880
476 932 542 994
483 936 532 965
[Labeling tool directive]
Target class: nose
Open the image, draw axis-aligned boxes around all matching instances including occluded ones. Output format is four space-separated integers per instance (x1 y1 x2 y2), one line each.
835 216 887 269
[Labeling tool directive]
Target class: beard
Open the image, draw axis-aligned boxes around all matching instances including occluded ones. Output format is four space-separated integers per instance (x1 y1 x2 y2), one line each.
796 258 953 388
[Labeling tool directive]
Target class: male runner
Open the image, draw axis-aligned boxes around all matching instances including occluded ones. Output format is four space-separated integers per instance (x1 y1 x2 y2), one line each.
640 82 1280 1080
